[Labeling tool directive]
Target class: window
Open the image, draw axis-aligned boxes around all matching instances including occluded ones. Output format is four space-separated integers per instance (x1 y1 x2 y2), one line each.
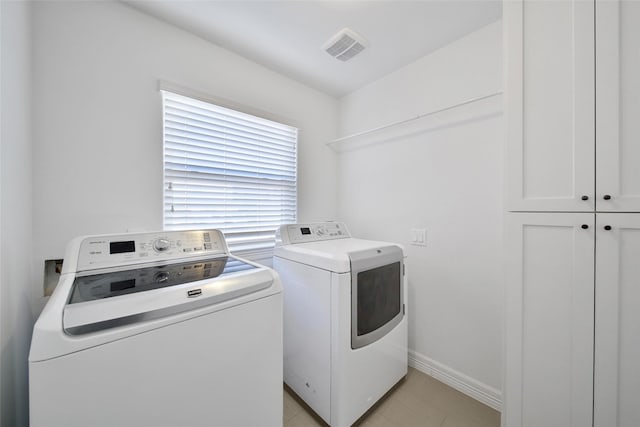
162 90 298 253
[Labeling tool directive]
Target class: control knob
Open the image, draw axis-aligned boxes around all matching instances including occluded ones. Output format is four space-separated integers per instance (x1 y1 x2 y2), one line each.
153 238 171 252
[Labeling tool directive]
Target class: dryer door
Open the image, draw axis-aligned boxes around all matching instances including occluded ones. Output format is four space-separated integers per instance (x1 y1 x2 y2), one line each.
349 246 404 349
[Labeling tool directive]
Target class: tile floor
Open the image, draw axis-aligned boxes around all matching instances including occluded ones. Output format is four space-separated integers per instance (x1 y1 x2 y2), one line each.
283 367 500 427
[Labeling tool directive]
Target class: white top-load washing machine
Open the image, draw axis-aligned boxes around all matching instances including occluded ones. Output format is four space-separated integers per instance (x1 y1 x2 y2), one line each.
273 222 408 427
29 229 283 427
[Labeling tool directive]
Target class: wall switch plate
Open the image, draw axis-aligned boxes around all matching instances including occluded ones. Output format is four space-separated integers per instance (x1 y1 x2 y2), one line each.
410 228 427 246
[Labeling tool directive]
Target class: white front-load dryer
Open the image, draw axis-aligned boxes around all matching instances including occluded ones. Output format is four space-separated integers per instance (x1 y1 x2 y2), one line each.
273 222 408 427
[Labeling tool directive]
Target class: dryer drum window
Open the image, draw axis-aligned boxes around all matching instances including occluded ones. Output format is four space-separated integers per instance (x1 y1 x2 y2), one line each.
350 246 404 350
357 262 401 335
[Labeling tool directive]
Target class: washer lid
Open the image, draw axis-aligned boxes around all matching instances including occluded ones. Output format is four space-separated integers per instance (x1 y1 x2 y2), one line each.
273 238 401 273
68 256 252 304
63 256 273 335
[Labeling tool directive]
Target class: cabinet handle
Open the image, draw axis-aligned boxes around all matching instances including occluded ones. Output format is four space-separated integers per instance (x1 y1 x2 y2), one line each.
581 224 589 230
581 195 589 201
603 194 612 200
604 225 612 231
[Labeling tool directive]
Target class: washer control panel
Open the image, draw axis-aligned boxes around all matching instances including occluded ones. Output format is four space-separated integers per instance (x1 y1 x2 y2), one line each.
76 229 228 271
277 222 351 245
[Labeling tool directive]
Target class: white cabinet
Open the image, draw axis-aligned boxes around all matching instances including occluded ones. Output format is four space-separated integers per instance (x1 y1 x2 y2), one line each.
505 0 595 212
506 0 640 212
505 214 640 427
504 1 640 426
596 1 640 212
594 214 640 427
504 213 594 427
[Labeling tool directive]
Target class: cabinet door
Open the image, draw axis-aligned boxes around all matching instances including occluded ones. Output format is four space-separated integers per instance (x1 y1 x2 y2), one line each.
505 0 595 211
594 214 640 426
504 213 594 427
596 1 640 212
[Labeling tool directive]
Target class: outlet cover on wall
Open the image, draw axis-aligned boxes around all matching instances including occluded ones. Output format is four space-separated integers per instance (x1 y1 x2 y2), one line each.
410 228 427 246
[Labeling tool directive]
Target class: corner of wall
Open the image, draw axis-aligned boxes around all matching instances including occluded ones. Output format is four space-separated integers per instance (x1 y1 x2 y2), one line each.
1 0 35 425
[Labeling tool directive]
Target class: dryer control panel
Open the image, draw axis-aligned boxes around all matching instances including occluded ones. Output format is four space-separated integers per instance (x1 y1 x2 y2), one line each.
69 229 228 273
276 222 351 245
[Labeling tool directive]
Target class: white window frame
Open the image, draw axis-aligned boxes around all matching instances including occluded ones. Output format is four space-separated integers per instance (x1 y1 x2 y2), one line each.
161 90 298 258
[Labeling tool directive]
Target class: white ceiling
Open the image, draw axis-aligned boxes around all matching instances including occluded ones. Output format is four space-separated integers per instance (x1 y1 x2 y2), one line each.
125 1 501 98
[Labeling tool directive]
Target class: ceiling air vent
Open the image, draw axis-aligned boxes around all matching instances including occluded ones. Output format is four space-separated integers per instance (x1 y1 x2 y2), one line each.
322 28 368 62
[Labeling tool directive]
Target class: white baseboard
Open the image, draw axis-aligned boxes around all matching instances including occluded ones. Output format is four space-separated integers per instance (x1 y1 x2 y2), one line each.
408 350 502 412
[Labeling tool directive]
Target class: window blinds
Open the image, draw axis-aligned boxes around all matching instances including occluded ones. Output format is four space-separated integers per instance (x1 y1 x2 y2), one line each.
162 90 298 252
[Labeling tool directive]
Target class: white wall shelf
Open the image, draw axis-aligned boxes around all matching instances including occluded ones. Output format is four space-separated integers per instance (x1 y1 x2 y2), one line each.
327 91 502 153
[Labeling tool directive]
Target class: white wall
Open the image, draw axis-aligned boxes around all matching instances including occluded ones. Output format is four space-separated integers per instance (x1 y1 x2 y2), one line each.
32 1 338 306
0 1 34 425
336 21 503 407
